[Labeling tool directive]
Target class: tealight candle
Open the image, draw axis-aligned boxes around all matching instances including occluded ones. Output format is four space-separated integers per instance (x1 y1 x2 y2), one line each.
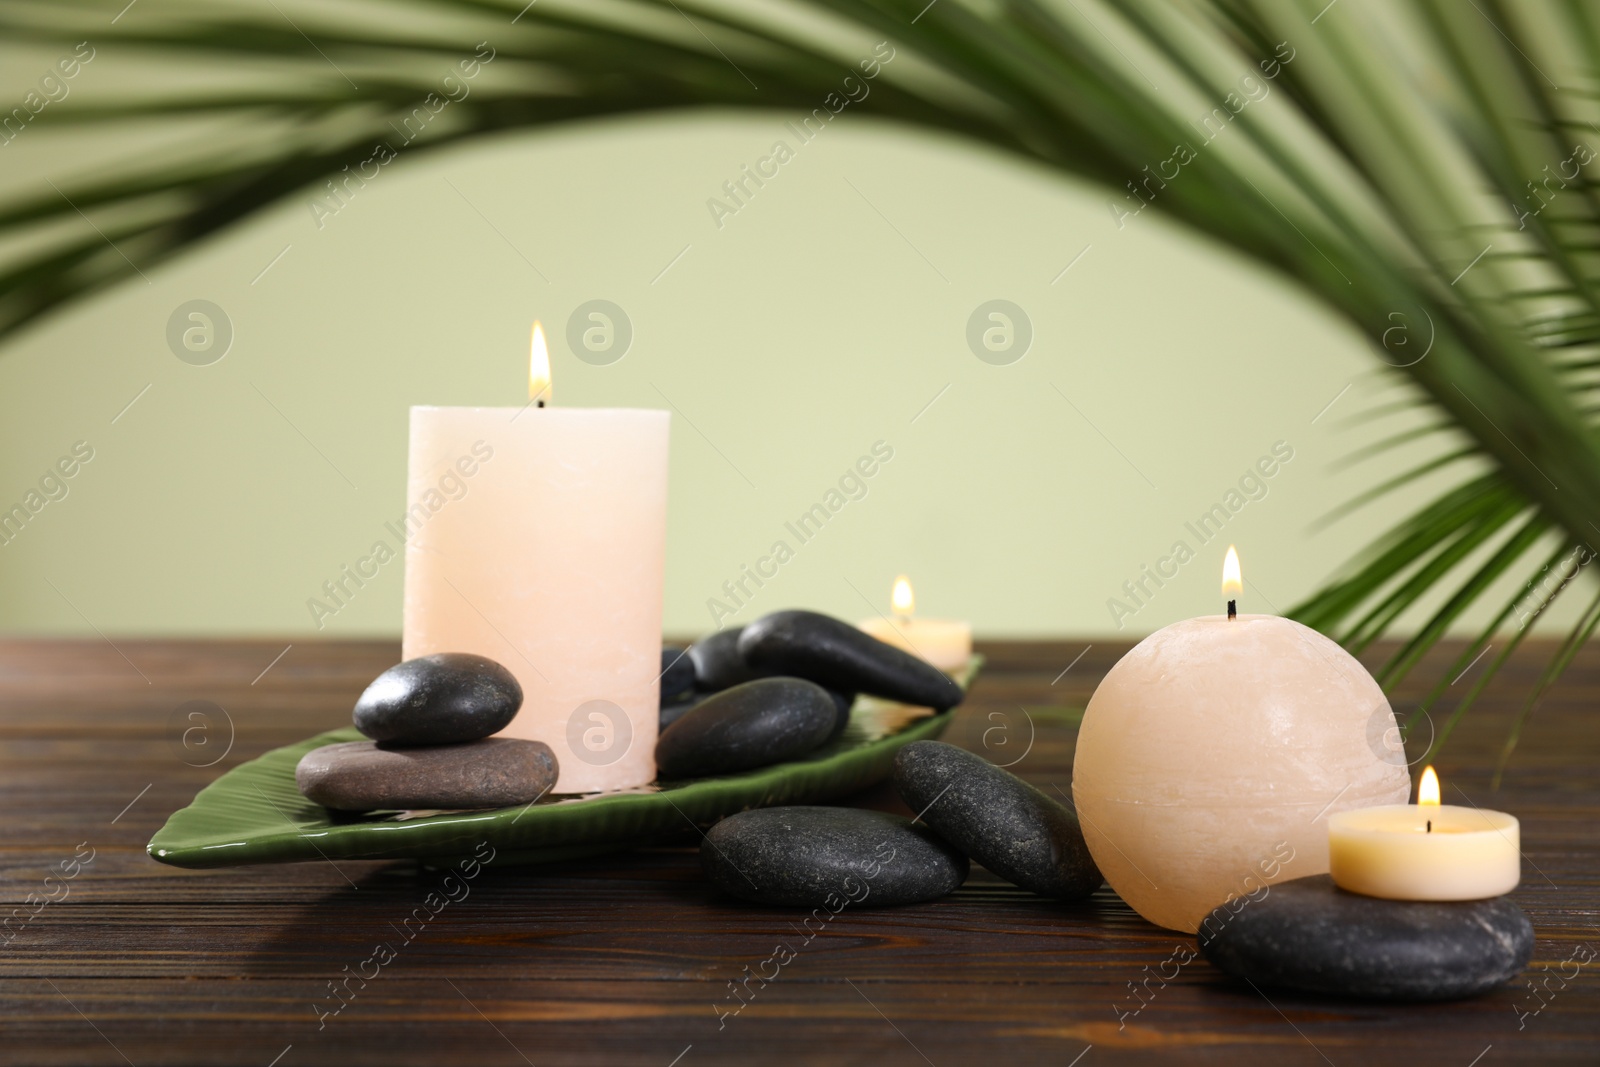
1073 547 1412 933
857 575 971 672
1328 766 1520 900
402 323 670 793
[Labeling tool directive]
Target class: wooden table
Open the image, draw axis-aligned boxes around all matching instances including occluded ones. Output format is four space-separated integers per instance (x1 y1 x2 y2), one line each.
2 638 1594 1065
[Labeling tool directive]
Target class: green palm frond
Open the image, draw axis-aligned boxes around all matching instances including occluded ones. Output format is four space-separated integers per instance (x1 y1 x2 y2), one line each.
3 0 1599 771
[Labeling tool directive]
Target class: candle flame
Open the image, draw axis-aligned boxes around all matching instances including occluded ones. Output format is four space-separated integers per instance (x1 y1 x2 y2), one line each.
891 575 914 618
529 321 551 404
1418 765 1441 807
1222 545 1242 600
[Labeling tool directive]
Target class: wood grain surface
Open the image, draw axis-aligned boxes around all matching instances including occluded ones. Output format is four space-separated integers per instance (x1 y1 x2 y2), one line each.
0 637 1594 1066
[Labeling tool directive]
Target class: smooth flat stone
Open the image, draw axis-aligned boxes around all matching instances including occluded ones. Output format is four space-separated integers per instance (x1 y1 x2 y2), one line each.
656 678 836 779
738 610 964 710
1198 874 1534 1001
892 741 1101 900
702 806 968 907
353 653 520 746
295 738 556 812
660 647 697 704
686 627 773 691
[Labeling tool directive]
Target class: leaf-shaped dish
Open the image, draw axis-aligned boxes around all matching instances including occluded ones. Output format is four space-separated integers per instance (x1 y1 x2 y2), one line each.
149 657 982 868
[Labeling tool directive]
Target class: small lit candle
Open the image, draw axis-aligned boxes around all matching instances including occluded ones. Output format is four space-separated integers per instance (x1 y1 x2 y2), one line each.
857 575 971 672
1328 766 1520 900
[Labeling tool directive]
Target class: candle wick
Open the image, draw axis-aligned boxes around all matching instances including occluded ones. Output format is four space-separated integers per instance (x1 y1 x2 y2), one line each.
1426 819 1432 834
1227 599 1237 620
535 399 545 408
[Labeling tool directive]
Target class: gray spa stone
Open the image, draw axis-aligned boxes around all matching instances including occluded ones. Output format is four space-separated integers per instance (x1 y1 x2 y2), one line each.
295 738 557 811
892 741 1101 900
1198 874 1534 1001
655 678 837 779
737 610 964 710
352 652 520 746
702 806 968 907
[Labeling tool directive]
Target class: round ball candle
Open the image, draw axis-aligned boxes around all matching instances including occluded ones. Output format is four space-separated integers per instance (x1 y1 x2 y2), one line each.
1328 766 1520 900
1072 547 1411 933
857 576 972 672
402 324 669 793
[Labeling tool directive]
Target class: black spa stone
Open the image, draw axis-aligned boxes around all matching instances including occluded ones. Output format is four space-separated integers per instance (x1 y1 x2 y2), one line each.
664 683 852 740
660 646 697 704
352 653 521 746
737 610 964 710
1198 874 1534 1001
659 693 705 731
892 741 1101 900
701 806 968 908
823 688 856 742
686 627 774 691
655 678 837 779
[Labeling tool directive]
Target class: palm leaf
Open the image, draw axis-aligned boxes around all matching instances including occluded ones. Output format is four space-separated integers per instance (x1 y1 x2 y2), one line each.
3 0 1599 771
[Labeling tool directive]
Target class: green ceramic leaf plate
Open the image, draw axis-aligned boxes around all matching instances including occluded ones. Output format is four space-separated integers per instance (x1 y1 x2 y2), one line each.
149 657 982 869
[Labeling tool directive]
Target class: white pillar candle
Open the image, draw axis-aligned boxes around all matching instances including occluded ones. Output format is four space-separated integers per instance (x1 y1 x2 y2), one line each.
1072 547 1411 933
1328 766 1520 900
401 324 669 793
857 576 972 672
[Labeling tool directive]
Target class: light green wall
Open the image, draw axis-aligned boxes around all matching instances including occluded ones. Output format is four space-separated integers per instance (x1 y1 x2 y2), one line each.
0 106 1554 640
